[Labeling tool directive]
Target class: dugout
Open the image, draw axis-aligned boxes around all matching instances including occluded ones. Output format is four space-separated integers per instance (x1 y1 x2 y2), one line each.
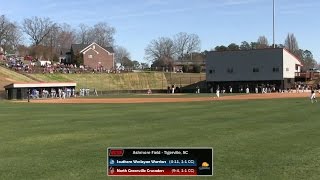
4 82 76 100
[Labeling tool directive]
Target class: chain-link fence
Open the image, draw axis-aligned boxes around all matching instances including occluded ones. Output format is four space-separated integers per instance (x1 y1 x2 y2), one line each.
0 91 5 100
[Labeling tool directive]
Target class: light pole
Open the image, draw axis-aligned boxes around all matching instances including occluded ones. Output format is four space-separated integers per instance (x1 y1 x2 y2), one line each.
273 0 275 48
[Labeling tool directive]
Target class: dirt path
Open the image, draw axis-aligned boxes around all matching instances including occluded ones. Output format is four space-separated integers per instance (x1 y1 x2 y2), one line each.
23 93 311 104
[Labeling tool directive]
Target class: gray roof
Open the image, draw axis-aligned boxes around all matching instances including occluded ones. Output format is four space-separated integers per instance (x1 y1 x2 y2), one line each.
71 43 114 53
60 48 71 55
105 46 114 53
209 47 283 54
71 44 89 53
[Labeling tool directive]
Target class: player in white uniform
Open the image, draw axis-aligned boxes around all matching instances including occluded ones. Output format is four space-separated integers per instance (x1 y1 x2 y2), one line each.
246 87 250 94
216 87 220 98
310 90 317 103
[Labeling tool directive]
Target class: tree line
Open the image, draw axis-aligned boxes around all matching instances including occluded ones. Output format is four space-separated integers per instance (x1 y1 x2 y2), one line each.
145 32 201 68
213 34 317 71
0 14 318 71
0 15 139 68
144 32 317 71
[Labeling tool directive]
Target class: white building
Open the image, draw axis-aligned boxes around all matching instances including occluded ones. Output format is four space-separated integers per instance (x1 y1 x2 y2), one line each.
206 48 303 92
37 60 52 66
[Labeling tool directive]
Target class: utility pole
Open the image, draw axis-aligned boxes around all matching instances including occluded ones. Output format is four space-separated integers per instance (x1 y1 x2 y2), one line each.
273 0 275 48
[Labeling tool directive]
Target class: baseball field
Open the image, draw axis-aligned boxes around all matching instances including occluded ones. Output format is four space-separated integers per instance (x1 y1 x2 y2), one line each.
1 93 320 180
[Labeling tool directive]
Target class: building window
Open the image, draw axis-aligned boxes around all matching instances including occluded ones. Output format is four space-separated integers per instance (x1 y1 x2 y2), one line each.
287 79 291 83
273 67 279 72
227 68 233 73
88 55 93 58
286 68 289 71
209 69 215 74
295 65 299 71
253 68 259 72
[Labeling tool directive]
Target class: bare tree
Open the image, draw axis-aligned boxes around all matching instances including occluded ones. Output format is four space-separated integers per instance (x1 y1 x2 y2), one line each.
91 22 115 47
56 23 76 50
257 36 269 49
22 16 57 46
114 46 131 64
77 23 90 44
284 33 299 54
0 15 21 52
145 37 176 66
174 32 201 60
41 24 59 47
28 22 75 60
76 22 115 47
0 15 11 46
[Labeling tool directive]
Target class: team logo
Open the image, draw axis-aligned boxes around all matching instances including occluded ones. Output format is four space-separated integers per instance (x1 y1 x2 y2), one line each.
198 162 210 170
109 167 115 174
109 159 115 165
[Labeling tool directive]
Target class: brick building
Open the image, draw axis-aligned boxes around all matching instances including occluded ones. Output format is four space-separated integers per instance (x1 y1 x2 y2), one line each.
67 43 114 69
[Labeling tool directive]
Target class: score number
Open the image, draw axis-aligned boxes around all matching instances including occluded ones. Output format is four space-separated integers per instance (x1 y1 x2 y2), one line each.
172 168 195 173
169 160 195 164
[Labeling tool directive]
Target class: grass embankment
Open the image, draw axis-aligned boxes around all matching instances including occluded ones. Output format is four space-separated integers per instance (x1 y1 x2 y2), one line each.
164 73 206 87
29 72 169 91
0 66 36 90
0 66 206 91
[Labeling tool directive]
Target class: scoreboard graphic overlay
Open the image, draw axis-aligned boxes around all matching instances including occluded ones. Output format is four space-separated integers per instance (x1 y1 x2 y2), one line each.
107 147 213 176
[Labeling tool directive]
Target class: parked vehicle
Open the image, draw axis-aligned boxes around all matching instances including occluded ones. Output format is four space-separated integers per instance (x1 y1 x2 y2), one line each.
308 68 320 72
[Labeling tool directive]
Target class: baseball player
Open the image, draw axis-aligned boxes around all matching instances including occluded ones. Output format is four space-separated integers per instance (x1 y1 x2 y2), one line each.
310 90 317 103
62 90 66 99
216 86 220 98
246 87 250 94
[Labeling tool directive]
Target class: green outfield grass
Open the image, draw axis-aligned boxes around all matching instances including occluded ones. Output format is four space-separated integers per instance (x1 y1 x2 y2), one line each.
1 98 320 180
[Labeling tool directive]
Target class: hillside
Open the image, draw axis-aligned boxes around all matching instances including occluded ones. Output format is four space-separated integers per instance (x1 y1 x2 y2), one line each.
29 72 169 91
0 66 206 92
0 66 36 91
164 72 206 87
